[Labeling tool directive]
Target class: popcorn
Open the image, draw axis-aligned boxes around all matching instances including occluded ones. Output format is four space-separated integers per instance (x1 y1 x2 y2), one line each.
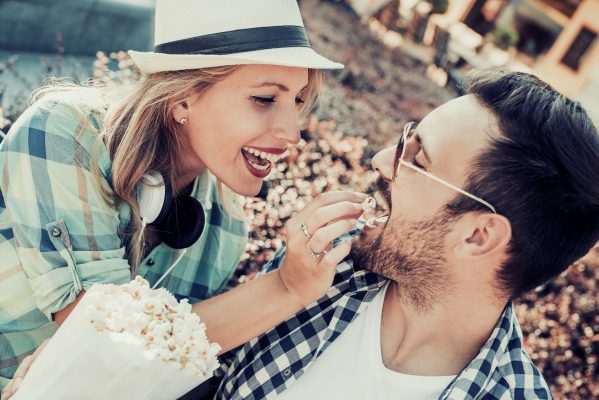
361 196 376 212
84 276 220 378
13 277 219 400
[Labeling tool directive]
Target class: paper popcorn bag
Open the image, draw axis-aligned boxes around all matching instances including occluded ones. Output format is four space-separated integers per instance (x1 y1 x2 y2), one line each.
13 277 220 400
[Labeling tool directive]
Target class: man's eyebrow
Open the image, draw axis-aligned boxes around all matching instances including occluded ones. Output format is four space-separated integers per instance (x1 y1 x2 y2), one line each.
251 82 290 91
414 130 432 165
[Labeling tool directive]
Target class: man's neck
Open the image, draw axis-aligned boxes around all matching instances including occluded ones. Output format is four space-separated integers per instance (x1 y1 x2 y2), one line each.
379 281 505 376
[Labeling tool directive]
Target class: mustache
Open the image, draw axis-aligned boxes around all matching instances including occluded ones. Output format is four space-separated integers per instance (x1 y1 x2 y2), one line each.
375 177 392 211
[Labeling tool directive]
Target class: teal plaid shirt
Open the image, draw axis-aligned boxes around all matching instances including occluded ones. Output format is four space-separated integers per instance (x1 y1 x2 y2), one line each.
0 92 248 389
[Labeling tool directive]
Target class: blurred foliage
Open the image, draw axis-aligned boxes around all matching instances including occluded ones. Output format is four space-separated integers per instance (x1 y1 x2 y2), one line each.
490 25 520 50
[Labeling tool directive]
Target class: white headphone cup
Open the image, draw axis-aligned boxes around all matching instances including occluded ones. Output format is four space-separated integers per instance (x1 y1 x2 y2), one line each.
138 173 166 224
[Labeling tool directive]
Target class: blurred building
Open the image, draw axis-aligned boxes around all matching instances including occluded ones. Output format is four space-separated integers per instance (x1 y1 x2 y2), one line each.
433 0 599 124
346 0 392 20
533 0 599 123
0 0 155 126
0 0 154 56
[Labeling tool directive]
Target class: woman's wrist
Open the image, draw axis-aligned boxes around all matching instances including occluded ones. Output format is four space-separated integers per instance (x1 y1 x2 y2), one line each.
274 268 311 309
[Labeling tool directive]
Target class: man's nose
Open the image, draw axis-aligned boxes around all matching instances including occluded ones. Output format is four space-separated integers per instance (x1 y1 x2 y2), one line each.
371 145 396 180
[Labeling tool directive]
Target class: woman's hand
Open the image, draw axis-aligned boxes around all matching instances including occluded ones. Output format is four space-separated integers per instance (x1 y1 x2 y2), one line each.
278 191 367 306
1 339 49 400
191 191 368 353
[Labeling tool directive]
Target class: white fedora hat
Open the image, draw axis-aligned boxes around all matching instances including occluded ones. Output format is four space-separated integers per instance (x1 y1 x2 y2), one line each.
128 0 344 74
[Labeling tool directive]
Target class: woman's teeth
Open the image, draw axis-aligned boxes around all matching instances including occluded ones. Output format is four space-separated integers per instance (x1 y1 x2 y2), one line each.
242 147 285 163
248 159 270 171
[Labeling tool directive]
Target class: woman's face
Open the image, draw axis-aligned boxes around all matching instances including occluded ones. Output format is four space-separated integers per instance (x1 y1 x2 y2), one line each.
176 64 310 196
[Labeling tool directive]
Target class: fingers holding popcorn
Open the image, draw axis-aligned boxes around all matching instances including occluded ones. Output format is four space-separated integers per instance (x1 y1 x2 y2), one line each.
279 191 368 305
300 201 364 237
289 191 367 226
307 218 358 255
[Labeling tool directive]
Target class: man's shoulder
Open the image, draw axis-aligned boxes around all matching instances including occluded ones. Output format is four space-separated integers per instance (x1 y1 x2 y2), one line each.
491 339 553 399
446 303 553 400
447 344 553 400
484 307 553 399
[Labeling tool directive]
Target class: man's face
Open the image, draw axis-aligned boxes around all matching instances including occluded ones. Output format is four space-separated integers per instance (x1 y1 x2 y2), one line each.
351 95 495 311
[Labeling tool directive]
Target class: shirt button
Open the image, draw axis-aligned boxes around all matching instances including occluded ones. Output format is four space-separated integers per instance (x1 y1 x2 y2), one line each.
146 259 155 266
282 368 292 378
51 228 62 237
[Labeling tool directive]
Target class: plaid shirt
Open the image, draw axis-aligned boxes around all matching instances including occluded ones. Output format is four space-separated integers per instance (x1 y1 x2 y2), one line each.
0 92 247 389
215 245 553 399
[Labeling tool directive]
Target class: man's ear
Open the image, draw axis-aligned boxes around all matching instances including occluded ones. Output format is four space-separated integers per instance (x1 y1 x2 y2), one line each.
453 214 511 259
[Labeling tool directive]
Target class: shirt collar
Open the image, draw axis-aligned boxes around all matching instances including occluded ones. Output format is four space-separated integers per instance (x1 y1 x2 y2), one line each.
331 257 387 294
192 169 213 210
440 302 519 398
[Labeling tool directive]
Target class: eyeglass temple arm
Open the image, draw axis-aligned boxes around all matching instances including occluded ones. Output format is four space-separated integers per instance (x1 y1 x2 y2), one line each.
398 159 497 214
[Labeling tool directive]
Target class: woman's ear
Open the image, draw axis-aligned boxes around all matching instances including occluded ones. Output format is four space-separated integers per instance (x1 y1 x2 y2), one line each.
171 100 189 125
454 214 511 259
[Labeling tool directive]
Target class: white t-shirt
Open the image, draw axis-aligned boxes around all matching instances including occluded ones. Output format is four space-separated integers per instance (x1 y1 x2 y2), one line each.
276 283 456 399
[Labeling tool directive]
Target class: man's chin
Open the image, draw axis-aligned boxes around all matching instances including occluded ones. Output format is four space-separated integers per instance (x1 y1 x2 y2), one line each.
349 229 383 272
352 227 379 251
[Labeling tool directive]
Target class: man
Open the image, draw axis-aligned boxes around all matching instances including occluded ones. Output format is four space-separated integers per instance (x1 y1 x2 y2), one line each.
211 70 599 399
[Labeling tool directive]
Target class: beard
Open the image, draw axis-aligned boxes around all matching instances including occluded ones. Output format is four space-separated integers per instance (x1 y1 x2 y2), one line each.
350 178 457 313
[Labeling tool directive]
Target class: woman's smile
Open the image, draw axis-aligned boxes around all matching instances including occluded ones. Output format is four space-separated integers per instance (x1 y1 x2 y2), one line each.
241 146 288 178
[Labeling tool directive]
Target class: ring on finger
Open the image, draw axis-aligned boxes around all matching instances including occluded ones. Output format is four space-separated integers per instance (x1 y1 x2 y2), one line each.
308 243 326 258
300 221 313 238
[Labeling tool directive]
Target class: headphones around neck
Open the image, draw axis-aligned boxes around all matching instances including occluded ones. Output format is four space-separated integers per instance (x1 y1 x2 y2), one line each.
137 172 205 249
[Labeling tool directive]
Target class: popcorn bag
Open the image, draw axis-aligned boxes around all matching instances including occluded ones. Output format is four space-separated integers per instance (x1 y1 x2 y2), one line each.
12 277 220 400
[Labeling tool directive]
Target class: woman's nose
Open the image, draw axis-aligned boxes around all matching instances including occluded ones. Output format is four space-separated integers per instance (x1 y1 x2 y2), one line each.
274 106 301 145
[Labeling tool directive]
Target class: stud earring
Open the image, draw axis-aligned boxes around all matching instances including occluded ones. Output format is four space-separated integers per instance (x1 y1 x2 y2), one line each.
179 117 188 125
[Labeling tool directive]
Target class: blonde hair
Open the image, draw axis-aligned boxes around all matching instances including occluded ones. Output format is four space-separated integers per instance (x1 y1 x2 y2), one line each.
32 66 324 274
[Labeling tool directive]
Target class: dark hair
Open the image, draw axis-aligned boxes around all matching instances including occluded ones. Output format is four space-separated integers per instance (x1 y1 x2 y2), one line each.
446 70 599 297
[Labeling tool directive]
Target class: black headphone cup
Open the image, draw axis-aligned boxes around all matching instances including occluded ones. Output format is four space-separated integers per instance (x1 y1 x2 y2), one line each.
159 196 206 249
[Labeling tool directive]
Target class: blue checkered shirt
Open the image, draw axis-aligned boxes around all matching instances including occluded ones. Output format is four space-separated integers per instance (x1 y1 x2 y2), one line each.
0 92 248 389
215 245 553 399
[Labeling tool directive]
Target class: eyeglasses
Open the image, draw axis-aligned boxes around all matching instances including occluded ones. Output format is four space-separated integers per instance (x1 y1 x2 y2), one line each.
392 122 497 214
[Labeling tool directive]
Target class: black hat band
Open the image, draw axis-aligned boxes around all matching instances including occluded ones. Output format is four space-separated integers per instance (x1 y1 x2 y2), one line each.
155 25 311 55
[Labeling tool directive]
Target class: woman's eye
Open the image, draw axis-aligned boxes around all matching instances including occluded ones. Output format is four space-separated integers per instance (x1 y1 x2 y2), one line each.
295 97 305 106
251 96 276 105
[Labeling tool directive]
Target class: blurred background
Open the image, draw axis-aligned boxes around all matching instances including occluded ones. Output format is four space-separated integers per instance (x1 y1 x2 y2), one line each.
0 1 597 398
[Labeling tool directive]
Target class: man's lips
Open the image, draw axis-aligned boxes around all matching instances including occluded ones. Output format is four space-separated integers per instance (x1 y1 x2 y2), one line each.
364 214 389 231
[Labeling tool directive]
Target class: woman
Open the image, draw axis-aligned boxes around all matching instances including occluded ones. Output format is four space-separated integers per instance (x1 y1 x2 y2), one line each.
0 0 367 396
